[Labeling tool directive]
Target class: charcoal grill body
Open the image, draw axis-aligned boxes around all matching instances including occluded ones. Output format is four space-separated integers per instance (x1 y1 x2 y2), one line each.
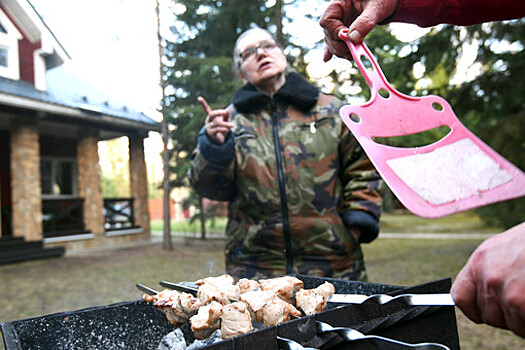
1 276 459 350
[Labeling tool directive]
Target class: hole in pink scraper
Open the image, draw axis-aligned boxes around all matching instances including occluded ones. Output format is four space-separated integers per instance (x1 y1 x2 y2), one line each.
378 88 390 99
360 55 374 73
432 102 444 111
349 113 360 123
372 125 451 148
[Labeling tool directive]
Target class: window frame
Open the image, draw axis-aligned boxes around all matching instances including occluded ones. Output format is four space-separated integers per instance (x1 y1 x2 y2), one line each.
0 8 21 80
40 157 78 199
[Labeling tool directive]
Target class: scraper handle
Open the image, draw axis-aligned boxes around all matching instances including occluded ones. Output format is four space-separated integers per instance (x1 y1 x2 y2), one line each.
338 29 417 102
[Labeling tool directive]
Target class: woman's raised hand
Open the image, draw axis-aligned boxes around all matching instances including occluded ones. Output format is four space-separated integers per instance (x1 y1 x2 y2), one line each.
198 96 233 144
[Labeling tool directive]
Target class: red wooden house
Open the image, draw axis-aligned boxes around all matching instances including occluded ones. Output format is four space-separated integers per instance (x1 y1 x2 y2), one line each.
0 0 160 263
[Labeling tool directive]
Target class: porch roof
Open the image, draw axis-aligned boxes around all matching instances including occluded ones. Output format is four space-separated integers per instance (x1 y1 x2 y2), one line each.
0 66 160 133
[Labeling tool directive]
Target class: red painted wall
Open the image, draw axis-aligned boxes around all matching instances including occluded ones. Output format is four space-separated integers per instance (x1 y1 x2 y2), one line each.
148 198 175 220
1 4 41 84
18 37 41 84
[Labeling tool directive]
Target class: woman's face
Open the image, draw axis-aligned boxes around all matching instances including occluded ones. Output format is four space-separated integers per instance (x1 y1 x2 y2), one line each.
237 31 288 88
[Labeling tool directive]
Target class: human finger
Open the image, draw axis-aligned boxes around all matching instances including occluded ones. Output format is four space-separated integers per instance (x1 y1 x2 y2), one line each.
320 1 352 60
198 96 212 115
208 109 232 126
451 265 483 324
500 290 525 337
494 267 525 336
347 0 399 44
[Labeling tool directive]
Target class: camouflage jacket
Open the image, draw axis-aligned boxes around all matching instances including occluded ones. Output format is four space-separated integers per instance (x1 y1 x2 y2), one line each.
189 73 382 281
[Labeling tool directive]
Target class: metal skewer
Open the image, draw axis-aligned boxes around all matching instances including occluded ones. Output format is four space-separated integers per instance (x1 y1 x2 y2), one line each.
159 281 199 296
316 321 450 350
136 283 159 295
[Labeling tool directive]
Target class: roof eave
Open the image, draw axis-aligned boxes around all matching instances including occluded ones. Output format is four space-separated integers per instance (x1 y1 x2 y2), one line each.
0 92 161 133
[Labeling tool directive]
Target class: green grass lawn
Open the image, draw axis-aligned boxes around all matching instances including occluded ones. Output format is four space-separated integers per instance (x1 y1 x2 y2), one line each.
150 210 502 235
1 211 522 350
150 217 228 235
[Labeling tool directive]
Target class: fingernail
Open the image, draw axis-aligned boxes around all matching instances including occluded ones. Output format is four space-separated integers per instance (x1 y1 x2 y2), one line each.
349 30 361 44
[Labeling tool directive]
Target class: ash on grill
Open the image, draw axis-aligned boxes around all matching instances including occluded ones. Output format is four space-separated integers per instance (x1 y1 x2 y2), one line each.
158 328 222 350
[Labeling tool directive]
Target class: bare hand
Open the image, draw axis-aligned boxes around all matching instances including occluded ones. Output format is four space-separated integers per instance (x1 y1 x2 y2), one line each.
319 0 398 61
451 222 525 338
198 96 233 145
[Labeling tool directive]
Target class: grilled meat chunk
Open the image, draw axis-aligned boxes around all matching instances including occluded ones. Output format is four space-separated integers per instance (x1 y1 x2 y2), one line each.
220 301 253 339
258 276 304 303
237 278 261 294
143 289 201 327
195 274 235 287
196 274 241 305
262 296 301 327
239 290 275 323
190 301 223 340
296 281 335 315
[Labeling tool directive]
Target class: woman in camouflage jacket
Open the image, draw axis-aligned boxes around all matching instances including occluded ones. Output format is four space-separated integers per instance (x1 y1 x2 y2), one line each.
189 27 382 281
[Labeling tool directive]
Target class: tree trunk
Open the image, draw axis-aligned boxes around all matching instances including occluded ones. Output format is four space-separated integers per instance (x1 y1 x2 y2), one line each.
157 0 172 250
199 196 206 240
274 0 284 44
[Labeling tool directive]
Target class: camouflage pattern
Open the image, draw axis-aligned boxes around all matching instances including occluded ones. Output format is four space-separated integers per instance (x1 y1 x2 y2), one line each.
189 74 382 281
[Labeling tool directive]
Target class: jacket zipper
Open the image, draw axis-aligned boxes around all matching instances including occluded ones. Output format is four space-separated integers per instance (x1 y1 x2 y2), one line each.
270 98 293 274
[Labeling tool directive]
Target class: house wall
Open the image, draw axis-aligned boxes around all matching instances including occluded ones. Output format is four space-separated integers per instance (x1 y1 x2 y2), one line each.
10 121 42 241
1 3 40 84
18 36 40 84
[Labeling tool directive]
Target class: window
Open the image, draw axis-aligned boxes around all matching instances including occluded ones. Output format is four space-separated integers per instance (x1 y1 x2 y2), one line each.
41 158 77 197
0 9 21 79
0 47 7 67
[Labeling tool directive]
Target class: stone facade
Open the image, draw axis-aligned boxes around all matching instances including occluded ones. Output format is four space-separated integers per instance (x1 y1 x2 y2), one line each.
10 122 42 241
77 134 105 236
6 127 153 253
129 134 150 234
43 134 152 252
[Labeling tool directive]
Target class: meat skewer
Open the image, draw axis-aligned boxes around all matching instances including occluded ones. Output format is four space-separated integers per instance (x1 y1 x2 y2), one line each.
143 276 336 343
139 284 201 327
159 281 198 296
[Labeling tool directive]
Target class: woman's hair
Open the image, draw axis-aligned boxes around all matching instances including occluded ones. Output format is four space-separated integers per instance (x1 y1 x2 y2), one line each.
232 27 279 76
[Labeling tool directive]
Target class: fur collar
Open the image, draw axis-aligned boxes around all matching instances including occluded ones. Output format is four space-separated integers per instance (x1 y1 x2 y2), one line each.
232 72 319 113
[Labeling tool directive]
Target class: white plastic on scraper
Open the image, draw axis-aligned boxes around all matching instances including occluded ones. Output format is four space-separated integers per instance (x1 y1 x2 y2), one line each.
387 138 513 205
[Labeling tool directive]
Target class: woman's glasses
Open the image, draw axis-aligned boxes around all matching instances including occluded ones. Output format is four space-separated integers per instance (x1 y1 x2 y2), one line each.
239 41 278 62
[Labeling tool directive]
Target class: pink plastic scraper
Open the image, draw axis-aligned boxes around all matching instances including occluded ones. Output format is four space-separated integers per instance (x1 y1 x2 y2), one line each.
337 29 525 218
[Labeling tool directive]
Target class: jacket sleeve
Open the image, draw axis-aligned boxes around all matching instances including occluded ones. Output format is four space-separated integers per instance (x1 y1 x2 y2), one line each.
386 0 525 27
188 127 236 201
339 123 383 243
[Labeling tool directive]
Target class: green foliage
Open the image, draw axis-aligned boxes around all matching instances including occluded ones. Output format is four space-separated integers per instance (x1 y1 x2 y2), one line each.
148 181 163 199
161 1 524 229
101 176 119 198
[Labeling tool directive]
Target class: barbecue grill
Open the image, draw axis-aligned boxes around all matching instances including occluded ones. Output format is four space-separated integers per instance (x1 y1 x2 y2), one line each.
1 275 459 349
